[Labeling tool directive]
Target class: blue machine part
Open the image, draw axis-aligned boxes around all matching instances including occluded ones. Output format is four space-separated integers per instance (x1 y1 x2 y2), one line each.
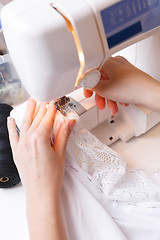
101 0 160 48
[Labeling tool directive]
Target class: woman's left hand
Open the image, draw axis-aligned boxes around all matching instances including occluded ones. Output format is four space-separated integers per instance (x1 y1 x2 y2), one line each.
7 98 76 203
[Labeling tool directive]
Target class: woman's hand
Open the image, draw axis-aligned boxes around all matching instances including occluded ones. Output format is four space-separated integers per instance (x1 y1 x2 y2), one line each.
84 56 160 114
7 98 76 202
7 98 76 240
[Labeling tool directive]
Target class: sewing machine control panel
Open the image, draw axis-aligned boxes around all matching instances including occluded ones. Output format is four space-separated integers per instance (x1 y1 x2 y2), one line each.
101 0 160 48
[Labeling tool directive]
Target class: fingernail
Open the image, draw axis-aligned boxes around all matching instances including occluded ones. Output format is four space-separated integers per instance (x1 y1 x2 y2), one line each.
49 101 54 107
29 97 35 104
111 111 117 116
46 102 52 108
68 120 76 131
111 108 118 116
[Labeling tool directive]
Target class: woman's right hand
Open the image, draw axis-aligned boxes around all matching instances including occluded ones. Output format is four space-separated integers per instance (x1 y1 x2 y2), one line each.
84 56 160 114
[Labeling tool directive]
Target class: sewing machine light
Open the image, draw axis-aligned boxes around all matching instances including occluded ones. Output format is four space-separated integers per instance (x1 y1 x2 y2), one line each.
75 47 85 88
77 50 85 88
51 4 87 91
79 52 84 63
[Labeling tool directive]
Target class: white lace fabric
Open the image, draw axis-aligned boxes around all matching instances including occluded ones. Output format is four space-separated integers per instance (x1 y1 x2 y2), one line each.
55 112 160 240
64 115 160 203
53 111 160 203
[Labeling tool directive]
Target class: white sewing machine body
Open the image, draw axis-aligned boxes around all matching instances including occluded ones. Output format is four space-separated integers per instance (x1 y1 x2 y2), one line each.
1 0 160 99
1 0 160 150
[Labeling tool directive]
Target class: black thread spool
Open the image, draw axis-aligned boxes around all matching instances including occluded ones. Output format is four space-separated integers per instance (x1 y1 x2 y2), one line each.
0 103 20 188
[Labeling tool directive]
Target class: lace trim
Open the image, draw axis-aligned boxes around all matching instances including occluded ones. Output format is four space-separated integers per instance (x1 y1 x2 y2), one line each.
67 123 160 202
55 112 160 202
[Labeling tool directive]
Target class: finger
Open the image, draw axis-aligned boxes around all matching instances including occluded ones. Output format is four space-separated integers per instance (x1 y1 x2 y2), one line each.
38 102 56 134
95 93 106 110
100 58 115 78
83 88 93 98
20 98 36 137
107 99 118 115
114 55 130 64
54 120 76 160
33 102 40 119
30 103 47 130
7 117 19 151
92 79 110 97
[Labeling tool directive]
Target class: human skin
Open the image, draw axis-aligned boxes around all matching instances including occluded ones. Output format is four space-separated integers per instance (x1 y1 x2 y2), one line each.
7 99 76 240
84 56 160 114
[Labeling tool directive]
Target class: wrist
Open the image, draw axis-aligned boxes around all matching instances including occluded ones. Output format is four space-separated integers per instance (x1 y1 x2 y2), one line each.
26 196 66 240
26 193 60 215
25 183 61 203
144 78 160 112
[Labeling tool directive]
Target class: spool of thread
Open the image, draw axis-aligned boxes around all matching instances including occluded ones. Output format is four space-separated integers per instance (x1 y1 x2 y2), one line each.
0 103 20 188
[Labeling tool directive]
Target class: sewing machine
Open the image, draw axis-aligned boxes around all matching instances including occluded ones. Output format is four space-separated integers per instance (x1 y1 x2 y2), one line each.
0 1 160 238
2 0 160 157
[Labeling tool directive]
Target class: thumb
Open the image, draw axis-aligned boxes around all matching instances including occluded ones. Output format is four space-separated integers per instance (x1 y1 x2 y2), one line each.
54 120 76 159
7 117 19 152
92 79 110 98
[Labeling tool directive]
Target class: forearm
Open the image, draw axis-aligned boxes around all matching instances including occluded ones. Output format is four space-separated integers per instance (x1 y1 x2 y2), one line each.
26 197 67 240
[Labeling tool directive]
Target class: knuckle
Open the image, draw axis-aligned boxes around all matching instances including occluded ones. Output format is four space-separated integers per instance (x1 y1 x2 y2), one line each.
32 131 46 145
115 55 126 63
31 132 40 142
21 136 29 146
